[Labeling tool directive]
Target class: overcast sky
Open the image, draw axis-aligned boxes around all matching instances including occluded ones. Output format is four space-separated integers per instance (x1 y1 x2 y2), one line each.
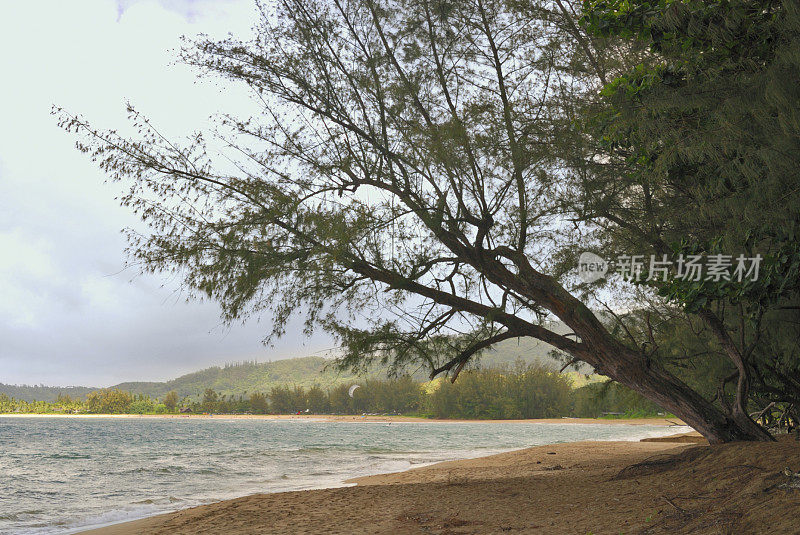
0 0 333 387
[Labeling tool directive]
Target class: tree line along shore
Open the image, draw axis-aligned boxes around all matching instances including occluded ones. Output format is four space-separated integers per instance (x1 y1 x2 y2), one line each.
0 363 665 420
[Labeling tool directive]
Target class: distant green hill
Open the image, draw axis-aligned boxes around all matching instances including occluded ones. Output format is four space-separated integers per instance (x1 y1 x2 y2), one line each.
0 357 368 403
477 335 593 374
0 384 97 403
2 329 594 402
111 356 367 401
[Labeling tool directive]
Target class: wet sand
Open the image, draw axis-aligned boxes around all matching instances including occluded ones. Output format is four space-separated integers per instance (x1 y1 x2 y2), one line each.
77 432 800 534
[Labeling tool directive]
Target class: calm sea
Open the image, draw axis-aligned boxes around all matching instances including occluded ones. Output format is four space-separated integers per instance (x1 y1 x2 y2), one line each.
0 417 688 534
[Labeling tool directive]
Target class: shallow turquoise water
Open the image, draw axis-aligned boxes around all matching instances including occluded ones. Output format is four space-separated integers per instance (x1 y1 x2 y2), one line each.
0 417 688 534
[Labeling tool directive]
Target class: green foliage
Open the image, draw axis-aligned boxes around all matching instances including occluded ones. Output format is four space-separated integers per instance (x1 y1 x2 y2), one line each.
350 376 422 415
2 367 664 419
327 384 355 414
249 392 269 414
267 385 295 414
55 0 789 440
306 385 330 414
55 0 605 389
583 0 800 290
0 385 96 403
111 358 366 401
163 391 178 412
201 388 219 413
582 0 800 255
573 381 663 417
575 0 800 416
127 396 155 414
2 339 579 404
425 363 574 419
582 0 781 62
85 389 133 414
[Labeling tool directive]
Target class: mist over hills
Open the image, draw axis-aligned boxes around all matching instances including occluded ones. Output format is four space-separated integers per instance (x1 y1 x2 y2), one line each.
1 335 592 402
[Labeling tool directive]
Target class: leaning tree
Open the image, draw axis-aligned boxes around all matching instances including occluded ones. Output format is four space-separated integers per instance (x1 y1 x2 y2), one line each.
59 0 779 442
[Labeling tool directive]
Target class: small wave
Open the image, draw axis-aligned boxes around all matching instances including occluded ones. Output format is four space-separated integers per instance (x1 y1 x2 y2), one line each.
119 465 199 475
132 496 183 506
363 447 399 454
120 466 177 474
189 468 221 475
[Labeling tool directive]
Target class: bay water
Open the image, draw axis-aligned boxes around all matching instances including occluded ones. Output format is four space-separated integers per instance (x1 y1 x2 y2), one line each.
0 416 689 534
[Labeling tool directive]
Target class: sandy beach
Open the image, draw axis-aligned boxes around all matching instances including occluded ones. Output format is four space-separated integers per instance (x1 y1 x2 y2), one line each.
0 413 684 426
77 430 800 534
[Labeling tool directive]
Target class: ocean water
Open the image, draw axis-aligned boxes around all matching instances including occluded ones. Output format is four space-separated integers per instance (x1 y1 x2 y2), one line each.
0 417 689 534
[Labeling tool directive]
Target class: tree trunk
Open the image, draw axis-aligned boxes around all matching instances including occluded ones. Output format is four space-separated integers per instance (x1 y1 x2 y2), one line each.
533 278 774 443
696 309 775 441
597 345 773 444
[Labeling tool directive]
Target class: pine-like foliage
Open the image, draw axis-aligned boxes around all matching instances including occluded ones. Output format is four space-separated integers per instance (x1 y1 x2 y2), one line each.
578 0 800 412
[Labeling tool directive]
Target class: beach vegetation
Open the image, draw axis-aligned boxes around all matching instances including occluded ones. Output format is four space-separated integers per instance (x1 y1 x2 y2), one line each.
163 390 179 412
249 392 269 414
85 389 133 414
0 363 667 419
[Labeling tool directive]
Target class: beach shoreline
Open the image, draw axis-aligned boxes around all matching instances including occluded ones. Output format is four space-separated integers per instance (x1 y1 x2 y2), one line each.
0 413 684 426
64 423 697 535
74 431 800 535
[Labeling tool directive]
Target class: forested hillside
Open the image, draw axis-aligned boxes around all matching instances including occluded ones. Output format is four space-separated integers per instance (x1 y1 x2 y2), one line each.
0 384 96 403
112 356 366 400
1 332 590 402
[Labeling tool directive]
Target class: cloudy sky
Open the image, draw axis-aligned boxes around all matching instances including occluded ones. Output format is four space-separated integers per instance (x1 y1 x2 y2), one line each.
0 0 332 387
